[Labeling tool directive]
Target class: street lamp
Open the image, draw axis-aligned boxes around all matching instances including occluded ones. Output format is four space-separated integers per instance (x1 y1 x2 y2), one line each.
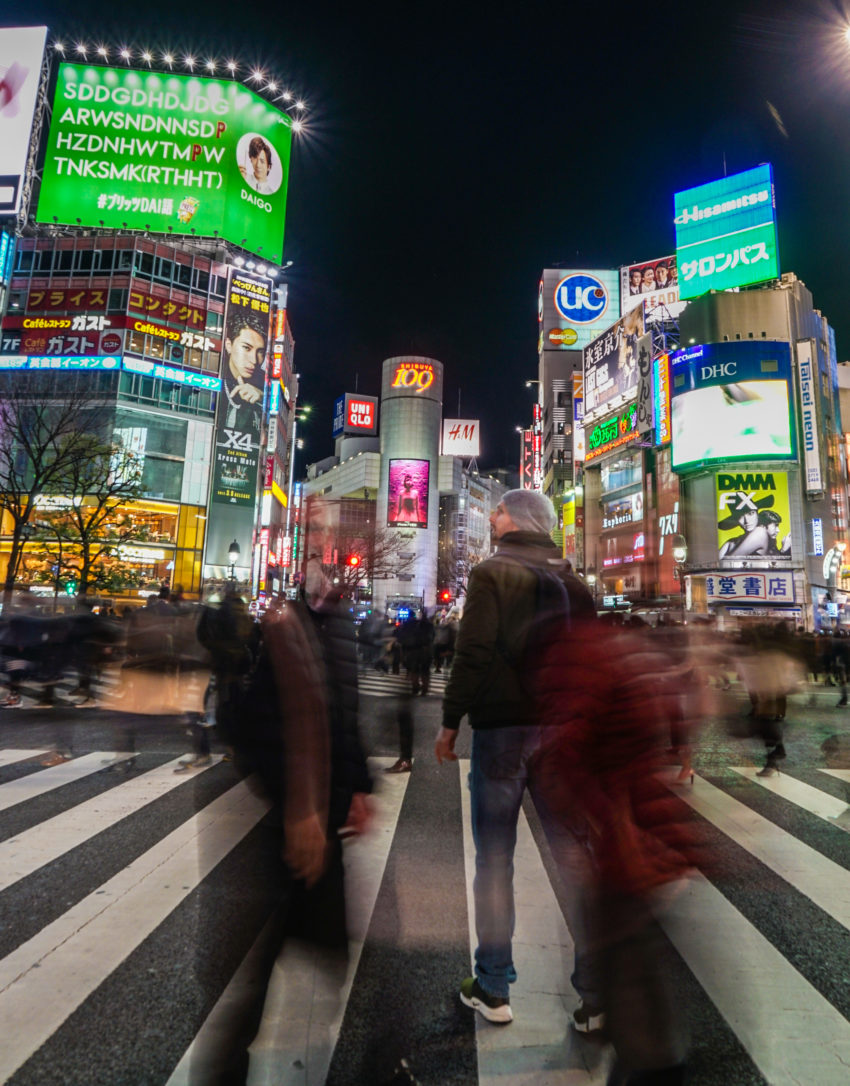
227 539 240 582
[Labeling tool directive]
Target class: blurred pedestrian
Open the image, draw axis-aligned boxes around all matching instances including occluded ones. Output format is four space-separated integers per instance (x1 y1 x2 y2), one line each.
435 489 597 1027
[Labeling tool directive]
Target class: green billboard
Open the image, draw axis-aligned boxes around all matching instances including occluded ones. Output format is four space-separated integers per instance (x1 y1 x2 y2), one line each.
37 64 292 260
673 164 779 300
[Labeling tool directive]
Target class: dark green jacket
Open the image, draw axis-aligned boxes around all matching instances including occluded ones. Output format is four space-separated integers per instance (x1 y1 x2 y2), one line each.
441 531 595 730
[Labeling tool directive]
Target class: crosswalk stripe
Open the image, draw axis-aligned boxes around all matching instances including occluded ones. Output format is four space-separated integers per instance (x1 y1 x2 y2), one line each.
458 759 610 1083
661 873 850 1085
0 755 222 893
677 774 850 931
165 758 411 1086
820 769 850 783
0 751 135 814
0 778 270 1082
0 749 50 768
731 766 850 825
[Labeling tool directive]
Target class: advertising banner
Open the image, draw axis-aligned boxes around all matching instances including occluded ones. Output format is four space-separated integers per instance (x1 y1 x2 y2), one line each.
674 164 779 300
387 459 429 529
620 255 686 319
573 372 585 463
716 469 791 562
655 446 682 596
585 403 638 463
635 333 653 435
796 339 822 493
520 429 533 489
539 268 620 352
37 63 293 259
705 570 795 604
653 353 671 444
442 419 480 457
584 306 645 416
332 396 345 438
0 27 47 214
670 341 794 470
204 269 270 578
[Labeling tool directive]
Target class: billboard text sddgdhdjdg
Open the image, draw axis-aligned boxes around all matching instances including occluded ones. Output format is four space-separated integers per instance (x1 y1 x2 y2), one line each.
37 64 292 260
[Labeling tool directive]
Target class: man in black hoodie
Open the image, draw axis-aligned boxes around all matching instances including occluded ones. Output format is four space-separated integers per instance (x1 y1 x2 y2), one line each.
435 489 597 1028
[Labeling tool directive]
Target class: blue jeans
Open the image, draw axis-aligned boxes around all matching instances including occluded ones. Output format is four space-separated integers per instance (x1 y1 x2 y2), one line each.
469 724 600 1002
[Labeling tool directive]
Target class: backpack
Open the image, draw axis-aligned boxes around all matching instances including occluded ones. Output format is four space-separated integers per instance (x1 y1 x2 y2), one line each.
499 555 578 692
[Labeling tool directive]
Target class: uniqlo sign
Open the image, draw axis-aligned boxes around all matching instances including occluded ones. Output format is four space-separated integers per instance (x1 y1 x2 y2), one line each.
347 397 376 431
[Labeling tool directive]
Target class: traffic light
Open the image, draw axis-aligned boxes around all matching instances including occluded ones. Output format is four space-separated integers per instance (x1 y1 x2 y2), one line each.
346 554 361 569
64 580 77 596
439 588 452 603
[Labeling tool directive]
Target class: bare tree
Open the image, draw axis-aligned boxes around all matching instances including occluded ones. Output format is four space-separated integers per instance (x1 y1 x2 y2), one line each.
28 437 145 598
0 374 112 606
334 523 418 594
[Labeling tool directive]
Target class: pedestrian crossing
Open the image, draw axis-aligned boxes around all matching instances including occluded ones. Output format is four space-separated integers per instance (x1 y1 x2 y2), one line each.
357 666 450 699
3 744 850 1082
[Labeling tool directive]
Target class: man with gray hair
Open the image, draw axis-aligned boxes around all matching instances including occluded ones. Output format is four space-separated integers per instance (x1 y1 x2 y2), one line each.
435 490 597 1027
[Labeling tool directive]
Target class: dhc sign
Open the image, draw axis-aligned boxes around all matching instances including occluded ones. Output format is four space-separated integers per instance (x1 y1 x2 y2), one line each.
554 273 609 325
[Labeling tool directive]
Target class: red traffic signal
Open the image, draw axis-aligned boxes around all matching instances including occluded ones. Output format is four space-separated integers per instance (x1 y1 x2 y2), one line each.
439 589 452 602
346 554 362 568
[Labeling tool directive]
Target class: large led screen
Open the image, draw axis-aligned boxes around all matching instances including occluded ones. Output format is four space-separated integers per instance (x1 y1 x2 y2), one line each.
387 458 429 529
671 380 792 469
37 64 292 259
674 164 779 300
0 27 47 214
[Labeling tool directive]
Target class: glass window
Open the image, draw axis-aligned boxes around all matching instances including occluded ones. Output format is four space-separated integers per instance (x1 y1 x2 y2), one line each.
108 289 127 312
128 330 146 354
14 250 34 271
116 249 134 271
55 250 73 271
75 250 94 271
193 268 210 293
176 262 192 287
183 345 203 370
7 290 26 310
140 456 184 501
136 252 154 277
97 250 114 271
154 257 173 284
206 310 223 333
210 274 226 298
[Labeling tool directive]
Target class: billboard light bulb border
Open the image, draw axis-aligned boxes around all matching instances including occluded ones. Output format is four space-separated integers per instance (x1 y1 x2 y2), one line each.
49 40 307 119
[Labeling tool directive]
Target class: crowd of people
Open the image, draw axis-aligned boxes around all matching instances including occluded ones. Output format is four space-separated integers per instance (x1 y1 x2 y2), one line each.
2 494 849 1084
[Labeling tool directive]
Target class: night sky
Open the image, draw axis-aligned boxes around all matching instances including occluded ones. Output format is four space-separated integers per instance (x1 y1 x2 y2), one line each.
8 0 850 469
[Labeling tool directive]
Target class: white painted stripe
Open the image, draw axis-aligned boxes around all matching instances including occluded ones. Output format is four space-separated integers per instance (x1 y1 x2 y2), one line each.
165 757 411 1086
0 749 50 768
0 755 222 893
0 778 271 1082
678 775 850 930
458 759 610 1084
731 766 850 824
0 751 134 813
820 769 850 783
661 874 850 1085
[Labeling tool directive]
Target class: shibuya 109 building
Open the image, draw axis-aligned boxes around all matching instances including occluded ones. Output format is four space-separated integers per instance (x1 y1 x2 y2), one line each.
0 27 302 602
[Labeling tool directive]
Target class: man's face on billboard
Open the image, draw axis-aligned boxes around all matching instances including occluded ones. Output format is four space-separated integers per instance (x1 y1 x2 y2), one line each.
252 149 270 183
226 325 266 383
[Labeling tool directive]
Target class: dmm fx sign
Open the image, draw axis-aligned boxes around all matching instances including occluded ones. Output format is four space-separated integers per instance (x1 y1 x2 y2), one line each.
390 360 434 391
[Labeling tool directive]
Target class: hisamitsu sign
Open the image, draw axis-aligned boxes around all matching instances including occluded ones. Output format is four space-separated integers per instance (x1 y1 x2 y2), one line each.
674 164 779 300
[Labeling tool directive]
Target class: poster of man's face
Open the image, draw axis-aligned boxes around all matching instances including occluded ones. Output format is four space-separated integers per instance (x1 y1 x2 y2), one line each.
224 314 267 394
388 458 429 529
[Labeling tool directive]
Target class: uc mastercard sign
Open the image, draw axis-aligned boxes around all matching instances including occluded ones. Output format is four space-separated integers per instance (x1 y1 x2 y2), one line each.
539 268 620 352
554 273 610 324
674 164 779 301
